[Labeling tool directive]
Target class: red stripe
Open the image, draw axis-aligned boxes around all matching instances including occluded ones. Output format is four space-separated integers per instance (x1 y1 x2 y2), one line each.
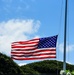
11 49 56 54
12 42 39 46
12 43 37 46
12 45 37 48
11 47 37 51
11 56 56 60
11 48 56 51
12 38 39 44
11 53 56 57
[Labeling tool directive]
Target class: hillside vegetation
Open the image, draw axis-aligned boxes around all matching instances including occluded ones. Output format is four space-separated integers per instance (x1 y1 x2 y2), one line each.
21 60 74 75
0 53 24 75
0 52 74 75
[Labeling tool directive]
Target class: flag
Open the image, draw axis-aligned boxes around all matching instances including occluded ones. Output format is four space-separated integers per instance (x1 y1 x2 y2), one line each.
11 35 58 60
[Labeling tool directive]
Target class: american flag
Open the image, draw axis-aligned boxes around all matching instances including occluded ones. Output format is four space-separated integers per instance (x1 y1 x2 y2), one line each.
11 35 58 60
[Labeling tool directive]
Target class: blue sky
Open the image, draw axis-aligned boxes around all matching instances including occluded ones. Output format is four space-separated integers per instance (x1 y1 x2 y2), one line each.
0 0 74 66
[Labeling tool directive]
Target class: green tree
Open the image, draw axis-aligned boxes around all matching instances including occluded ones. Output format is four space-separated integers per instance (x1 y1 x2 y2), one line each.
0 53 24 75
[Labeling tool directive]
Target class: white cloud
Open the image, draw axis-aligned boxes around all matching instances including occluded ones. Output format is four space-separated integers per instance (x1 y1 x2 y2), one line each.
58 43 74 52
0 19 40 56
18 63 27 66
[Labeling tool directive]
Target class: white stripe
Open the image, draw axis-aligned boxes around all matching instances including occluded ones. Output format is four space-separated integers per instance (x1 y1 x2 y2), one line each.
12 40 39 45
33 48 56 50
12 48 56 52
12 55 56 58
12 43 38 46
12 46 37 49
11 51 56 55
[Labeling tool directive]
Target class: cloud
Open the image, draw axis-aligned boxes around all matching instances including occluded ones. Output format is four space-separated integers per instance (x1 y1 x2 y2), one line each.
58 43 74 52
0 19 40 56
18 63 27 66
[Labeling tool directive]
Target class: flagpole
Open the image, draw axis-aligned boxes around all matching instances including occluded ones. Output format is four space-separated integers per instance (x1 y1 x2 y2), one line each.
63 0 68 72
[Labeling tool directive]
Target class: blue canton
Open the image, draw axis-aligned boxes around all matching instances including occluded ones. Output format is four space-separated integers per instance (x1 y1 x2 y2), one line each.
37 35 58 48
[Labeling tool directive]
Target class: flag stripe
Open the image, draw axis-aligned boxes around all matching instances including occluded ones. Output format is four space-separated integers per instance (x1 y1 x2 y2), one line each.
12 44 37 48
11 52 56 57
12 55 56 58
12 38 39 45
11 42 38 47
11 55 56 60
12 46 37 49
11 51 56 57
11 49 56 54
11 53 56 57
11 47 37 51
11 47 56 51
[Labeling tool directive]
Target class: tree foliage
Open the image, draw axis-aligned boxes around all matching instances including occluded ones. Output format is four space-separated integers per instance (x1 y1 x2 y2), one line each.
21 60 74 75
0 53 24 75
